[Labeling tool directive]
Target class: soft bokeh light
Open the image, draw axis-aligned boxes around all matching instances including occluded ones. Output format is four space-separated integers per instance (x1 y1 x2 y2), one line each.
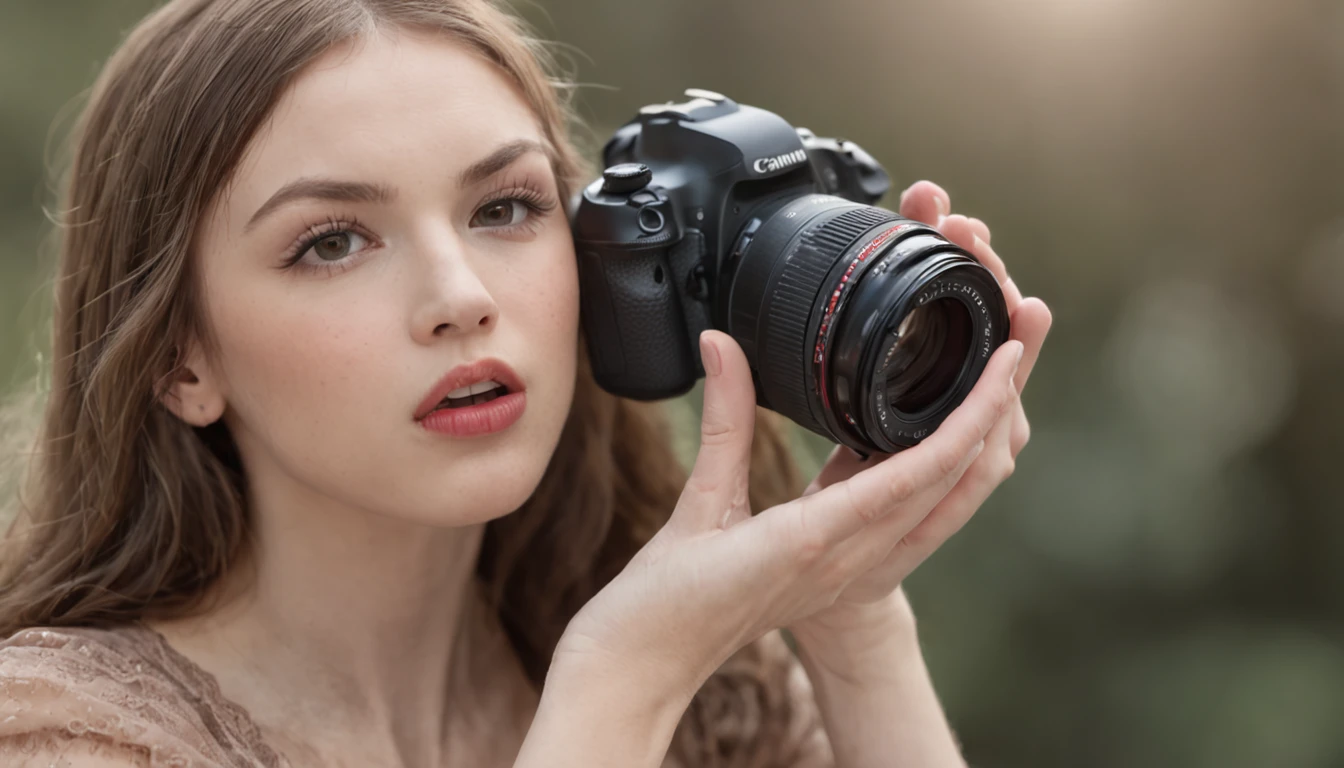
1299 220 1344 328
1109 277 1296 472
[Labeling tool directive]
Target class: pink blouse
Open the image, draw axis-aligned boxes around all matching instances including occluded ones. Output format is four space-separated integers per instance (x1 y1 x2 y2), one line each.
0 622 285 766
0 622 834 767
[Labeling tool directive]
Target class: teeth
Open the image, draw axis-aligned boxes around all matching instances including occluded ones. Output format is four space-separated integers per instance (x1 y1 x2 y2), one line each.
445 380 503 399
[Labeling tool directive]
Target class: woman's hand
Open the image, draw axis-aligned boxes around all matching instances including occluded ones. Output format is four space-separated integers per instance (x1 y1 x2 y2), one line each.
554 301 1027 707
787 180 1054 665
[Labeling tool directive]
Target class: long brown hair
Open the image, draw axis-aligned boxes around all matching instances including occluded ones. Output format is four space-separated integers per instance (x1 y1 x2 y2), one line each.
0 0 822 764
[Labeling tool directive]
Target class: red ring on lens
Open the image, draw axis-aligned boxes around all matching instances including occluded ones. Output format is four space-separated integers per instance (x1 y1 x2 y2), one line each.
812 223 913 416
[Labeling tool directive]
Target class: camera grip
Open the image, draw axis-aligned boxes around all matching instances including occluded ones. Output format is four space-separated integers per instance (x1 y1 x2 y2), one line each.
578 246 696 399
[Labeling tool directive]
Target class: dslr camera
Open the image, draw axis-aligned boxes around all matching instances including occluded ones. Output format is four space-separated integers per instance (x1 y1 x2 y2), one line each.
573 89 1010 455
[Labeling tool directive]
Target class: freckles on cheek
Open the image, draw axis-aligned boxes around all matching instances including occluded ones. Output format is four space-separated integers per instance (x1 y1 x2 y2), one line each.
214 294 394 431
519 237 581 333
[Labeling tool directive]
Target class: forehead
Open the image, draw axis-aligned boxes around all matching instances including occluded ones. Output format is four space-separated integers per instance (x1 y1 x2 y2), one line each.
223 28 545 218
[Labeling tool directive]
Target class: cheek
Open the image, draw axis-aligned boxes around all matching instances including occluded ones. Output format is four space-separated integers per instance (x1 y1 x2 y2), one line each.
207 275 399 446
507 230 581 364
493 230 581 455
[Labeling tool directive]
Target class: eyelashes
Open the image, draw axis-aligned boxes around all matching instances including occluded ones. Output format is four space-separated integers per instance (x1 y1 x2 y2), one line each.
278 178 560 277
280 215 377 275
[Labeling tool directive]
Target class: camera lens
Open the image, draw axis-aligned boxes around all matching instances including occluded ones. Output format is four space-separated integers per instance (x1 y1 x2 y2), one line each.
884 298 974 415
721 194 1009 454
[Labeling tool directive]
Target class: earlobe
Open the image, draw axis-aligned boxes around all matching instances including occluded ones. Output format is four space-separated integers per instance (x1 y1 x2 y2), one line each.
159 345 226 427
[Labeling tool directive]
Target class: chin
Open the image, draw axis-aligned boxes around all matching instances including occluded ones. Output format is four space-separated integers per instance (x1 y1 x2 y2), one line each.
395 447 552 528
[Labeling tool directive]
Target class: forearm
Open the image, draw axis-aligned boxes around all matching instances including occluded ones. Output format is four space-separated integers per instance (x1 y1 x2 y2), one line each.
790 591 966 768
514 658 694 768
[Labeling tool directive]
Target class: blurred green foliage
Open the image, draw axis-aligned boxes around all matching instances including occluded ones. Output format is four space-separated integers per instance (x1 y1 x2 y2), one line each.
3 0 1342 765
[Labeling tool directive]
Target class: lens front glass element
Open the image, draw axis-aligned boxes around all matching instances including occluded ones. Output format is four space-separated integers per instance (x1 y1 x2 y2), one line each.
881 297 974 415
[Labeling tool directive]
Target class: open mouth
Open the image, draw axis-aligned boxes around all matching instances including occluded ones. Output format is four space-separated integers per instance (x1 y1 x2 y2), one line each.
431 380 511 412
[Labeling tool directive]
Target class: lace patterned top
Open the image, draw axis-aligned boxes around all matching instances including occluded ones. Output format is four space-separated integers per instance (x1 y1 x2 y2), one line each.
0 622 834 767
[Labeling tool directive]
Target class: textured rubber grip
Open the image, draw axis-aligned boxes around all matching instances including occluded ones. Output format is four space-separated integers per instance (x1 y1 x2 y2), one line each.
578 246 695 399
752 206 898 436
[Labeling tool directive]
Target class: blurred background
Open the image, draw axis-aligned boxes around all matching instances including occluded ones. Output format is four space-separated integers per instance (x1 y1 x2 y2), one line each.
2 0 1341 765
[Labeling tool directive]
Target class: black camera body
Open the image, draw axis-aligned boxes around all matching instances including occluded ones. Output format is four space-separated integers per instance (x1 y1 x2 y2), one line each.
573 89 1009 454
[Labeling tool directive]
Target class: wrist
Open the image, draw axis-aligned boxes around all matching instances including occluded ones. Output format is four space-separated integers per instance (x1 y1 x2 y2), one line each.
544 650 698 724
518 656 695 768
789 588 921 685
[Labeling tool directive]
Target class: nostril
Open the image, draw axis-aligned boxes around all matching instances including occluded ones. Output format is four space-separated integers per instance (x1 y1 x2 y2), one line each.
430 315 491 335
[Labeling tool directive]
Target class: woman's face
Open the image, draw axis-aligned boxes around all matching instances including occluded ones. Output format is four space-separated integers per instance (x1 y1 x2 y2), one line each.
191 29 579 525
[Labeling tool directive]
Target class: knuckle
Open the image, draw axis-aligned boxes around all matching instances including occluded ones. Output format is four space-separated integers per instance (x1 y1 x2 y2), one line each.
688 476 720 497
790 508 828 566
883 474 916 509
700 419 734 446
845 482 885 526
935 444 964 476
857 504 885 527
895 528 931 558
1011 422 1031 457
686 473 717 497
795 532 827 567
997 456 1017 482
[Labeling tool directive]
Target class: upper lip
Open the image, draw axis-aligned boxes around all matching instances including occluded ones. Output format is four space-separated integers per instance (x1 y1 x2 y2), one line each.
414 357 525 420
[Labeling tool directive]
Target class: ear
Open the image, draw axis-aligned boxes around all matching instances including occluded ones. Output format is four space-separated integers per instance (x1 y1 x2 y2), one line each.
160 342 226 427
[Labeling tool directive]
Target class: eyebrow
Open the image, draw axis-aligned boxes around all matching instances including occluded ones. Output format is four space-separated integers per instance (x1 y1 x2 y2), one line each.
243 138 554 232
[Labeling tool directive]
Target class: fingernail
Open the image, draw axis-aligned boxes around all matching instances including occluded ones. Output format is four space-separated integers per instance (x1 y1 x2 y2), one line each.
1012 342 1024 373
701 332 721 377
933 194 948 217
972 234 988 256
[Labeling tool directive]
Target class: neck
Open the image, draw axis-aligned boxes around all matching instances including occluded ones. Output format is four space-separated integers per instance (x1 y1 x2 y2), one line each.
148 453 538 766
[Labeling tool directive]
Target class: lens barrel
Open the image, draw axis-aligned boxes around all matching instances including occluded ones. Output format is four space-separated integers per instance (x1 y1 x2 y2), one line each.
723 194 1010 454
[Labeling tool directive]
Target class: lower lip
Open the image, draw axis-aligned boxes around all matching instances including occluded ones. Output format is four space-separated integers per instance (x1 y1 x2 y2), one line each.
418 391 527 437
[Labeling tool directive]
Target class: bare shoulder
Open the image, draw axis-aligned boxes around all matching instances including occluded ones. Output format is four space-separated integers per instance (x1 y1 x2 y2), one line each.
667 629 835 768
0 624 233 767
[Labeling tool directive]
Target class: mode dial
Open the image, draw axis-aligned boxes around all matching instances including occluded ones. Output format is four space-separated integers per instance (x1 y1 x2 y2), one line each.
601 163 652 194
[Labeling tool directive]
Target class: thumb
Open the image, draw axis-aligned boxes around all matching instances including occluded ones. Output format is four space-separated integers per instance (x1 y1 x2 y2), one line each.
679 330 757 531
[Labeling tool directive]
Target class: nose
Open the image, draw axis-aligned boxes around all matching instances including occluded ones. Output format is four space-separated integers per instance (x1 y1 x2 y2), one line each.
409 230 500 345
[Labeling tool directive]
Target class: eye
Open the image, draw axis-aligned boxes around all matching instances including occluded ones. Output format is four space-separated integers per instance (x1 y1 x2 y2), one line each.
310 231 362 260
284 225 376 273
308 231 368 262
470 199 530 229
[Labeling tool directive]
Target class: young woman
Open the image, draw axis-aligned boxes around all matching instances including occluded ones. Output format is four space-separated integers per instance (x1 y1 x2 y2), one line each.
0 0 1052 766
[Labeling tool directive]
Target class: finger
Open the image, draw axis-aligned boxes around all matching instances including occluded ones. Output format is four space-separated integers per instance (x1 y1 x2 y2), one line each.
1009 403 1030 458
1005 298 1049 457
939 215 1022 310
679 330 757 530
968 232 1016 303
891 403 1017 575
803 445 894 496
898 180 950 227
778 340 1023 552
936 214 980 252
856 365 1019 567
1009 298 1052 393
968 217 991 243
839 433 988 573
